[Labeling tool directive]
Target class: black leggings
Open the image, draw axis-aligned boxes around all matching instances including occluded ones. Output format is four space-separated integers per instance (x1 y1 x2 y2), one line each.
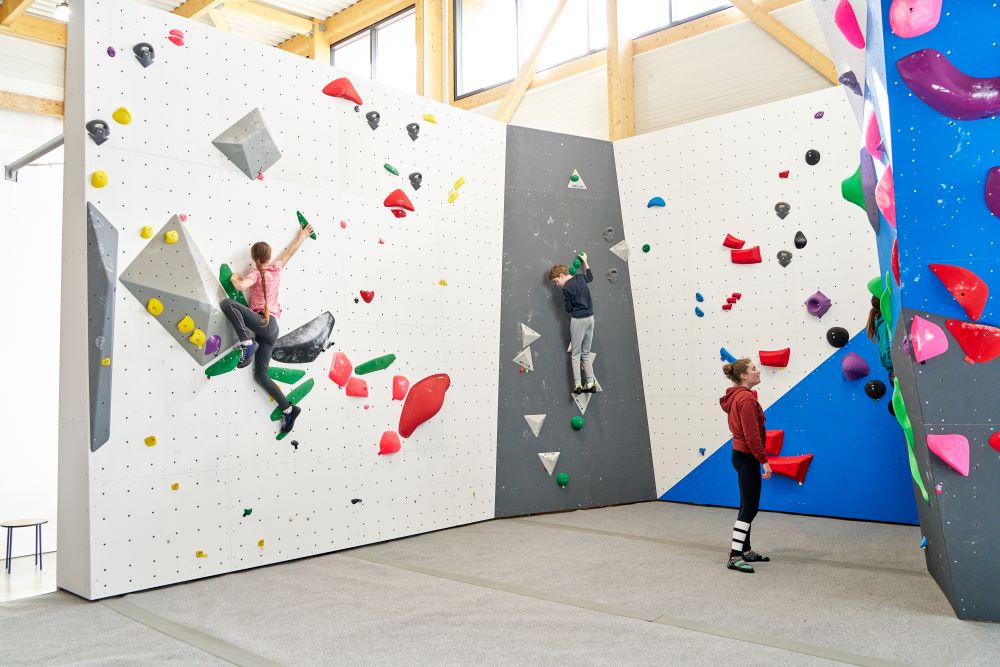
732 449 762 524
220 298 290 410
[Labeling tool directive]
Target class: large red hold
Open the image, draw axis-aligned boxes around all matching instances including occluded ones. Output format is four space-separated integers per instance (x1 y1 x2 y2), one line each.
945 320 1000 364
398 373 451 438
384 189 414 218
329 351 353 388
731 246 762 264
928 264 989 321
322 77 363 105
759 348 791 368
379 431 401 455
765 430 784 456
768 454 813 483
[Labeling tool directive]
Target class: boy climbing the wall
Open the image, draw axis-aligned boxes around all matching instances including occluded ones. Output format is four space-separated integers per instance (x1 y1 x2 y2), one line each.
549 253 599 395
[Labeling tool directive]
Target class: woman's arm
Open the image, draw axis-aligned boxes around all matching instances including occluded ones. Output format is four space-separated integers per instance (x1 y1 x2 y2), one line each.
275 224 314 267
230 271 254 291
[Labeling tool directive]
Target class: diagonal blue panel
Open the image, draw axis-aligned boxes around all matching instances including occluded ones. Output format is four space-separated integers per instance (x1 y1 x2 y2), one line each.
661 331 918 524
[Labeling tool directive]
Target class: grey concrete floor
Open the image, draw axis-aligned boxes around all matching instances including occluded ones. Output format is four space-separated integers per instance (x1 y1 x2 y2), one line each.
1 502 998 666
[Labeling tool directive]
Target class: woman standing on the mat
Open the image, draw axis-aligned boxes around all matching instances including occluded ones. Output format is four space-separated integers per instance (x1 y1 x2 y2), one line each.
719 358 772 573
221 223 314 435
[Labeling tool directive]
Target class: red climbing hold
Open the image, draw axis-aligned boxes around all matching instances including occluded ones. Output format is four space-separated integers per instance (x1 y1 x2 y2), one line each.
945 320 1000 364
727 297 737 304
384 189 414 217
765 430 784 456
168 29 184 46
731 293 742 300
928 264 989 321
989 431 1000 453
723 234 746 249
322 77 363 105
891 238 900 286
360 290 375 303
759 348 791 368
731 246 762 264
378 431 401 455
768 454 813 483
392 375 410 401
398 373 451 438
779 170 790 179
328 351 352 388
722 304 733 311
345 377 369 397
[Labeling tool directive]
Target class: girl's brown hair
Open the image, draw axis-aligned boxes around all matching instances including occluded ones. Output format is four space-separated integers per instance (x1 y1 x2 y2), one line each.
251 242 272 325
722 358 753 384
866 295 881 342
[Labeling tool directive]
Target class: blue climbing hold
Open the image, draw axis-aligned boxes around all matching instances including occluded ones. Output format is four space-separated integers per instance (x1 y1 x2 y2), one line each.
698 448 706 456
695 292 704 302
720 347 737 363
695 307 704 317
647 196 666 208
919 536 927 549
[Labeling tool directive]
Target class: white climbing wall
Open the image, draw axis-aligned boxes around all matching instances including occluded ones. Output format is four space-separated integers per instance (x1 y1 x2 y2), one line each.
59 0 505 599
614 87 878 497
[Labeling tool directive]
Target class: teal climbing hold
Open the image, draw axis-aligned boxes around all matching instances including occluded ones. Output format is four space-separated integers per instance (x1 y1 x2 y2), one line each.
270 378 315 421
642 244 651 253
556 472 570 487
355 353 397 375
268 366 306 384
384 163 399 176
296 211 318 240
571 415 584 430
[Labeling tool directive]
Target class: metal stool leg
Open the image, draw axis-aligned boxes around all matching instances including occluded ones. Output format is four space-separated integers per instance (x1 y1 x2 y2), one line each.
5 528 11 574
38 525 42 571
34 526 38 566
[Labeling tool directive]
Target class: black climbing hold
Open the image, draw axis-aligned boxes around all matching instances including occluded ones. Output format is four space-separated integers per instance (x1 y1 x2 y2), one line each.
86 120 110 146
409 172 423 190
133 42 154 68
805 149 821 166
775 202 790 219
272 311 336 364
826 326 849 348
794 231 807 249
607 268 619 283
839 71 861 96
603 227 614 243
353 105 360 112
354 297 359 304
865 380 887 400
365 111 380 130
406 122 420 141
291 440 299 450
777 250 792 267
350 498 362 504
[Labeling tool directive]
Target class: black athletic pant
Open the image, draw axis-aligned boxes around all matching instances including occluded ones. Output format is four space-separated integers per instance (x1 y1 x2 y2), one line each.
220 298 291 410
731 449 762 556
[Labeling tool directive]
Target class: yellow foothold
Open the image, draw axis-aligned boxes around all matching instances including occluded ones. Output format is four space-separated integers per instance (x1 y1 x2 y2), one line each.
164 230 179 244
189 328 206 348
423 113 438 124
438 279 447 286
195 550 206 558
147 298 163 316
447 191 459 204
144 435 157 447
112 107 132 125
453 176 466 190
140 225 153 238
101 357 111 366
170 482 179 491
177 315 194 333
257 539 265 549
91 170 108 188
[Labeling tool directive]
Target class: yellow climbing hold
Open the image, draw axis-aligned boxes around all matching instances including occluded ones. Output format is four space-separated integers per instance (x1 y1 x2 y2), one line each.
189 329 206 348
423 113 438 124
147 298 163 316
195 550 207 558
177 315 194 333
140 225 153 238
164 230 179 244
257 539 265 549
448 191 459 204
112 107 132 125
438 279 448 286
91 170 108 188
170 482 179 491
453 176 466 190
101 357 111 366
144 435 157 447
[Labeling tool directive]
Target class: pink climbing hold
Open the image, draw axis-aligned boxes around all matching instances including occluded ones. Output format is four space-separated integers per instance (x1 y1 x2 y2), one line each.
889 0 942 38
328 351 352 388
926 434 970 477
985 167 1000 220
392 375 410 401
945 320 1000 364
398 373 451 438
834 0 865 49
168 29 185 46
378 431 401 455
864 107 883 161
875 164 896 227
345 377 369 397
340 220 347 229
910 315 949 363
841 352 870 380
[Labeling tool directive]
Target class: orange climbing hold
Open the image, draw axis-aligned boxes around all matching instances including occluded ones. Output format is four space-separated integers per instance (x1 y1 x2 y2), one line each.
398 373 451 438
322 77 363 105
759 348 791 368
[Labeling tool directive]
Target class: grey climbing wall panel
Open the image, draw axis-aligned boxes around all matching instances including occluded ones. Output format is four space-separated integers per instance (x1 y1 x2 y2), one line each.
86 202 117 452
495 126 656 517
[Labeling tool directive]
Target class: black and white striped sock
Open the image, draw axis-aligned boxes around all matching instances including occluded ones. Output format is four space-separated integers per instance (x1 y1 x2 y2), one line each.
730 520 751 558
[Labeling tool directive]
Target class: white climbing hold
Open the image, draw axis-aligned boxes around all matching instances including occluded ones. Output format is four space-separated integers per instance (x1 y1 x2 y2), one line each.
538 452 560 476
513 346 534 372
520 323 541 348
524 414 546 437
573 391 591 414
568 169 587 190
609 240 630 262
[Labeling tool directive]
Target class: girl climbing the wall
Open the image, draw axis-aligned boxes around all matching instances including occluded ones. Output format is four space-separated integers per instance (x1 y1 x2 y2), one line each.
867 296 894 383
719 358 772 574
221 223 314 435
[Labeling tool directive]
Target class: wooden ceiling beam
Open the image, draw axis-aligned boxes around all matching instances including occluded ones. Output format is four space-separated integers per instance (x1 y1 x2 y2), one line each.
494 0 568 123
606 0 634 140
0 12 65 46
278 0 412 56
0 89 62 116
173 0 223 20
0 0 37 27
729 0 838 84
224 1 313 35
207 7 230 32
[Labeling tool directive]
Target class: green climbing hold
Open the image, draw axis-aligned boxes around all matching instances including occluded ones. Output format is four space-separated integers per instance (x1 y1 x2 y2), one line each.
571 257 582 269
841 165 866 210
219 264 248 306
205 348 241 378
880 271 893 332
892 378 929 504
568 265 577 276
867 275 883 298
570 173 580 182
384 163 399 176
556 472 570 487
270 378 315 421
355 353 397 375
268 366 306 384
570 415 584 430
296 211 318 240
242 508 252 517
642 244 651 253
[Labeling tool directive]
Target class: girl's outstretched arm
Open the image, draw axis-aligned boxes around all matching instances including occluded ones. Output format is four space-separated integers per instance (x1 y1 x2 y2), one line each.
276 224 314 267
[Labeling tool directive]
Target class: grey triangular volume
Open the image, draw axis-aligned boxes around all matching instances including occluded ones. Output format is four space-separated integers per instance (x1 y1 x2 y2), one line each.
573 391 591 414
520 323 541 348
538 452 560 476
87 203 118 452
524 414 546 437
212 108 281 179
609 240 630 262
513 346 533 372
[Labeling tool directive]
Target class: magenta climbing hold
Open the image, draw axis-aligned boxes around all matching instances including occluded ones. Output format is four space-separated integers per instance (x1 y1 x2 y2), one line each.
399 373 451 438
926 434 970 477
985 167 1000 220
892 239 900 286
392 375 410 401
322 77 363 105
875 164 896 227
864 107 883 161
805 291 832 318
945 320 1000 364
896 49 1000 121
379 431 401 455
889 0 942 38
723 234 745 249
841 352 870 380
834 0 865 48
329 351 352 388
731 246 762 264
928 264 989 321
910 315 949 363
345 377 369 397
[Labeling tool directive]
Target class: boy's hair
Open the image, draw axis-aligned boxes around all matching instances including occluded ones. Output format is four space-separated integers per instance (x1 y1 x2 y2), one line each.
548 265 569 281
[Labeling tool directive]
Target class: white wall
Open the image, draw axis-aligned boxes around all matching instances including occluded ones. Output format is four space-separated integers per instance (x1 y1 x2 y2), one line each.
0 108 63 557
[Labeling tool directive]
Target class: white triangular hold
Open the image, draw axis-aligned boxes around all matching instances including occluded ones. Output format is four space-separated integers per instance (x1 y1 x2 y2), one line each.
513 346 533 371
567 340 572 353
609 240 630 262
520 323 541 348
573 391 591 414
538 452 560 476
568 169 587 189
524 414 546 437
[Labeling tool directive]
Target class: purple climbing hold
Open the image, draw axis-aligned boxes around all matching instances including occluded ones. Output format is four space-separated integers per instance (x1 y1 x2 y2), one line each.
107 46 116 57
839 71 862 96
814 111 825 119
805 290 832 319
986 167 1000 220
841 352 870 380
204 335 222 356
896 49 1000 121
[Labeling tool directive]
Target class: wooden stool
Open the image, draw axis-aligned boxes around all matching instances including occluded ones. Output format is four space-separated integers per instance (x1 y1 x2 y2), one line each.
2 519 47 573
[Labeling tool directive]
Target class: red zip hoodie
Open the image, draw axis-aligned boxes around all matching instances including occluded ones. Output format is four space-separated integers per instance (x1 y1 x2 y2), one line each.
719 386 767 463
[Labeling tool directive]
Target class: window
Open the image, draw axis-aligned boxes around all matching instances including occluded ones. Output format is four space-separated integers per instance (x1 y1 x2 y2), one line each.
455 1 731 98
332 8 417 95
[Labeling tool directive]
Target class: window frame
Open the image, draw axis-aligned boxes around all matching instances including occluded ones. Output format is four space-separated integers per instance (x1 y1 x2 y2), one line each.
331 6 417 85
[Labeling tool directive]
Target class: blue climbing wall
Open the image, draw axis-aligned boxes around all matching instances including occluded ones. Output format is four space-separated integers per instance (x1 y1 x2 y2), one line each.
662 331 917 524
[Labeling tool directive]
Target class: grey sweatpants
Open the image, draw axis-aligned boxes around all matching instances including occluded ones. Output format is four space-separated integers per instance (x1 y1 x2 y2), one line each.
569 315 596 385
220 298 291 410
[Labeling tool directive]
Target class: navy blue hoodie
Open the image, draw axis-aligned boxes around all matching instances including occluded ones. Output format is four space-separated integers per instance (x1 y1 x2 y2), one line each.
563 269 594 318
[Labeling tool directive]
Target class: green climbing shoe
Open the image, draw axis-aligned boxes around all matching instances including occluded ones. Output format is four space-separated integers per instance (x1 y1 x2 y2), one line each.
727 557 754 573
